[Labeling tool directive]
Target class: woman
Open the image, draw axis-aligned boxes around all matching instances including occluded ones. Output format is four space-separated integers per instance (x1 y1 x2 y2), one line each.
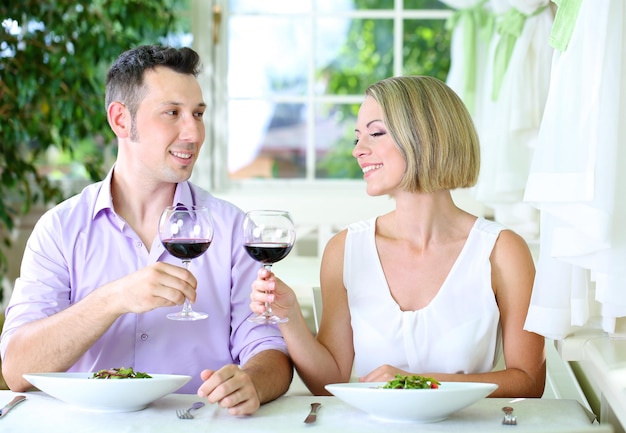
250 76 546 397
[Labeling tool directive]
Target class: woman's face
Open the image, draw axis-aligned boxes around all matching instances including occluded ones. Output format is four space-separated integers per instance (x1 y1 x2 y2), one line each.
353 95 406 197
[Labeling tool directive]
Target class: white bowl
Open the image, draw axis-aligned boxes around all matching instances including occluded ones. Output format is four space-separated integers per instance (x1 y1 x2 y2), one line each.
325 381 498 423
23 372 191 412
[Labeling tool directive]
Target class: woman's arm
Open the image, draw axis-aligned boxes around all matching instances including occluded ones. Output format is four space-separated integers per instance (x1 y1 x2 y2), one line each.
250 230 355 395
486 229 546 397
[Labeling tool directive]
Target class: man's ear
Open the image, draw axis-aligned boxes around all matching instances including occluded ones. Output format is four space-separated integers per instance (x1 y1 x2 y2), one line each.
107 101 131 138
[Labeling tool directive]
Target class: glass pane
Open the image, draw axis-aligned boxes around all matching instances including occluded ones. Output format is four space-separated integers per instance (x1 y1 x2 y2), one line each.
315 17 352 92
403 0 452 9
228 16 310 98
229 0 312 14
319 18 394 96
315 103 362 179
402 19 450 80
229 102 307 179
342 0 394 10
314 0 352 13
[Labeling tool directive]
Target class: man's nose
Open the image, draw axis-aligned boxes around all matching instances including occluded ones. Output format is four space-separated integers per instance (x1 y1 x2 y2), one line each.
180 116 204 142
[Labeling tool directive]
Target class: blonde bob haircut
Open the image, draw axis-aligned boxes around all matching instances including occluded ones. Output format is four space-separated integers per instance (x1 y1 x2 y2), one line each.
365 75 480 193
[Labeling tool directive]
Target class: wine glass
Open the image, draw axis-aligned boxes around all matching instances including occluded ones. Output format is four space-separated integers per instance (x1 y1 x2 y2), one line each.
243 210 296 324
159 205 214 321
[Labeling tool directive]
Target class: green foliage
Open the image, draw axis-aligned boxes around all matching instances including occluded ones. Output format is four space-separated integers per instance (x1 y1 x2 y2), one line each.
317 0 452 179
0 0 184 277
323 18 394 99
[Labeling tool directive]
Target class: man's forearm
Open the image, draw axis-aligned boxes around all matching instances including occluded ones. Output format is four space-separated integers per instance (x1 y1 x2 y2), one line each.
242 349 293 404
2 289 120 391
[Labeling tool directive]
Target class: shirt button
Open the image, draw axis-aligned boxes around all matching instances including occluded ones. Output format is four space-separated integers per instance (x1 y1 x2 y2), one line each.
136 241 143 248
140 333 148 341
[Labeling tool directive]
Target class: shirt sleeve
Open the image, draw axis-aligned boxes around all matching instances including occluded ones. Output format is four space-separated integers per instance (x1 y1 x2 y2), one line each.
196 191 289 367
0 208 71 358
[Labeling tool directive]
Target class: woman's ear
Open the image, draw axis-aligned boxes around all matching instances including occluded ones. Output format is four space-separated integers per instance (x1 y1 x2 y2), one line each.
107 101 131 138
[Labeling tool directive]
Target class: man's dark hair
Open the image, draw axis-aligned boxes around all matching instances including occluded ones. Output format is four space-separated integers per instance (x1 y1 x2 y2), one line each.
105 45 202 117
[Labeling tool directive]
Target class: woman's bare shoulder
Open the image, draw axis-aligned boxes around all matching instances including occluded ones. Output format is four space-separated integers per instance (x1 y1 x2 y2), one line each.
321 229 348 263
492 228 534 261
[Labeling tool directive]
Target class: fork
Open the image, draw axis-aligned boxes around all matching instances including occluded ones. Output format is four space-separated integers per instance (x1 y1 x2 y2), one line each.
176 401 205 419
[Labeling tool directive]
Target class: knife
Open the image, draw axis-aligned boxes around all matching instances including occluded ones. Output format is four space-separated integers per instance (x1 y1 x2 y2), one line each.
303 402 321 424
0 395 26 418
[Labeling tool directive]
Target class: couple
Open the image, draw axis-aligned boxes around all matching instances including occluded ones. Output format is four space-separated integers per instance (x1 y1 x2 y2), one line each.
0 45 545 416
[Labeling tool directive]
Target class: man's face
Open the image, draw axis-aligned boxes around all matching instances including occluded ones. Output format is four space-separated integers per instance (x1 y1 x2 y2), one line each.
127 66 206 184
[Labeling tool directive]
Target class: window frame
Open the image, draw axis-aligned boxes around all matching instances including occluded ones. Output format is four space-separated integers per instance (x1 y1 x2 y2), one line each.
190 0 452 193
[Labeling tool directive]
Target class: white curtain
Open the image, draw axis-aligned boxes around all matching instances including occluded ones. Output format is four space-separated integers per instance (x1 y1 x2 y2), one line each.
472 0 554 239
523 0 626 338
441 0 493 121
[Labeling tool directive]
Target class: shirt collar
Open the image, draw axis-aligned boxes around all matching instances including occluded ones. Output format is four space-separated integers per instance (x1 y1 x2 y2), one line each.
92 166 196 220
172 179 195 208
93 166 115 220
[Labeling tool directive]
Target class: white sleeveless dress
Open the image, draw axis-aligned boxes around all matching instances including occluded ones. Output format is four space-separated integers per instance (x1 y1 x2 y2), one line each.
344 217 503 377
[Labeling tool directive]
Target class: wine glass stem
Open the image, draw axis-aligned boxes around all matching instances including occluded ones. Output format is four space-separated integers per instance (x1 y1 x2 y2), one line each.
263 264 274 317
181 260 193 314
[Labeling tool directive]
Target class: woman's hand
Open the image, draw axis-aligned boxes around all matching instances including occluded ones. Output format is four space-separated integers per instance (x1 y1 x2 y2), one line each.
359 365 412 383
249 267 298 320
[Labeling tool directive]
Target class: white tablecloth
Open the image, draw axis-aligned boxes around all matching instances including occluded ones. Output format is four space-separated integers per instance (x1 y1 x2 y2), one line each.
0 391 603 433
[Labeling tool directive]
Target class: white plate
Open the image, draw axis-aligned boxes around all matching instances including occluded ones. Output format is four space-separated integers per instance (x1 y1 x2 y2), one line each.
325 381 498 423
23 372 191 412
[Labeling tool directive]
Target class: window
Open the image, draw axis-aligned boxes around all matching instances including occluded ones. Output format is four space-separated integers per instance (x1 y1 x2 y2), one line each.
191 0 452 189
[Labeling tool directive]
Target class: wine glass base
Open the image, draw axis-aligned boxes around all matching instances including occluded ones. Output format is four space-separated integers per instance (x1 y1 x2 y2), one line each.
248 314 288 325
167 311 209 321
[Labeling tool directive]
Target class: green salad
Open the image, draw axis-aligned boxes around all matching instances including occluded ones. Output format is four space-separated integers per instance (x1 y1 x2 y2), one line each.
382 374 440 389
91 367 152 379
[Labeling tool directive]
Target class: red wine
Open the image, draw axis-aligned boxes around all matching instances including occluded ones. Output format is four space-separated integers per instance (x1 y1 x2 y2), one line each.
244 242 293 264
162 239 211 260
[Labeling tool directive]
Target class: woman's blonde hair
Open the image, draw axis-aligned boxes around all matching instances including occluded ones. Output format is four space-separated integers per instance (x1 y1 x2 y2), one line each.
365 76 480 193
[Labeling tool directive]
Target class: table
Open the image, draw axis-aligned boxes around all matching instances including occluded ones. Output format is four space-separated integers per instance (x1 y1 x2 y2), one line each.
0 391 608 433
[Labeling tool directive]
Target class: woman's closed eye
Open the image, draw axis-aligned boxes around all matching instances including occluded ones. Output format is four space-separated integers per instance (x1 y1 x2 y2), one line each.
354 131 386 145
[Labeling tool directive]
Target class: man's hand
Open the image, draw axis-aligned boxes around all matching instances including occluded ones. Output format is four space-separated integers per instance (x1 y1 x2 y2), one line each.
104 262 198 315
197 365 261 416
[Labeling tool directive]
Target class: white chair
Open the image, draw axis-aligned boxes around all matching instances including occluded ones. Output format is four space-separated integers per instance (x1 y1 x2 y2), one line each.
312 286 322 334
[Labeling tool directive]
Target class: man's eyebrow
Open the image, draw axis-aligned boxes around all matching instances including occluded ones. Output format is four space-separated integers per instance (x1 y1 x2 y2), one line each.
159 101 207 108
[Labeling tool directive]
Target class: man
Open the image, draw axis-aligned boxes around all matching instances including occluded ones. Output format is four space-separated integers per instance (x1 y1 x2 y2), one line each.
0 45 292 416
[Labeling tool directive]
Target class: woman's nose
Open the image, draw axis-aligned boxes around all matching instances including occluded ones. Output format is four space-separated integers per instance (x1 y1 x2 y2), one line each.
352 139 369 158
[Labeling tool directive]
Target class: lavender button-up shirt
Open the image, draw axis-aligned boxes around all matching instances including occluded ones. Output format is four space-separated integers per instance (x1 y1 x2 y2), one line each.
1 170 287 393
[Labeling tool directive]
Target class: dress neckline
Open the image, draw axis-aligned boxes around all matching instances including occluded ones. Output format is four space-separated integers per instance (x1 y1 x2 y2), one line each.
371 217 481 313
